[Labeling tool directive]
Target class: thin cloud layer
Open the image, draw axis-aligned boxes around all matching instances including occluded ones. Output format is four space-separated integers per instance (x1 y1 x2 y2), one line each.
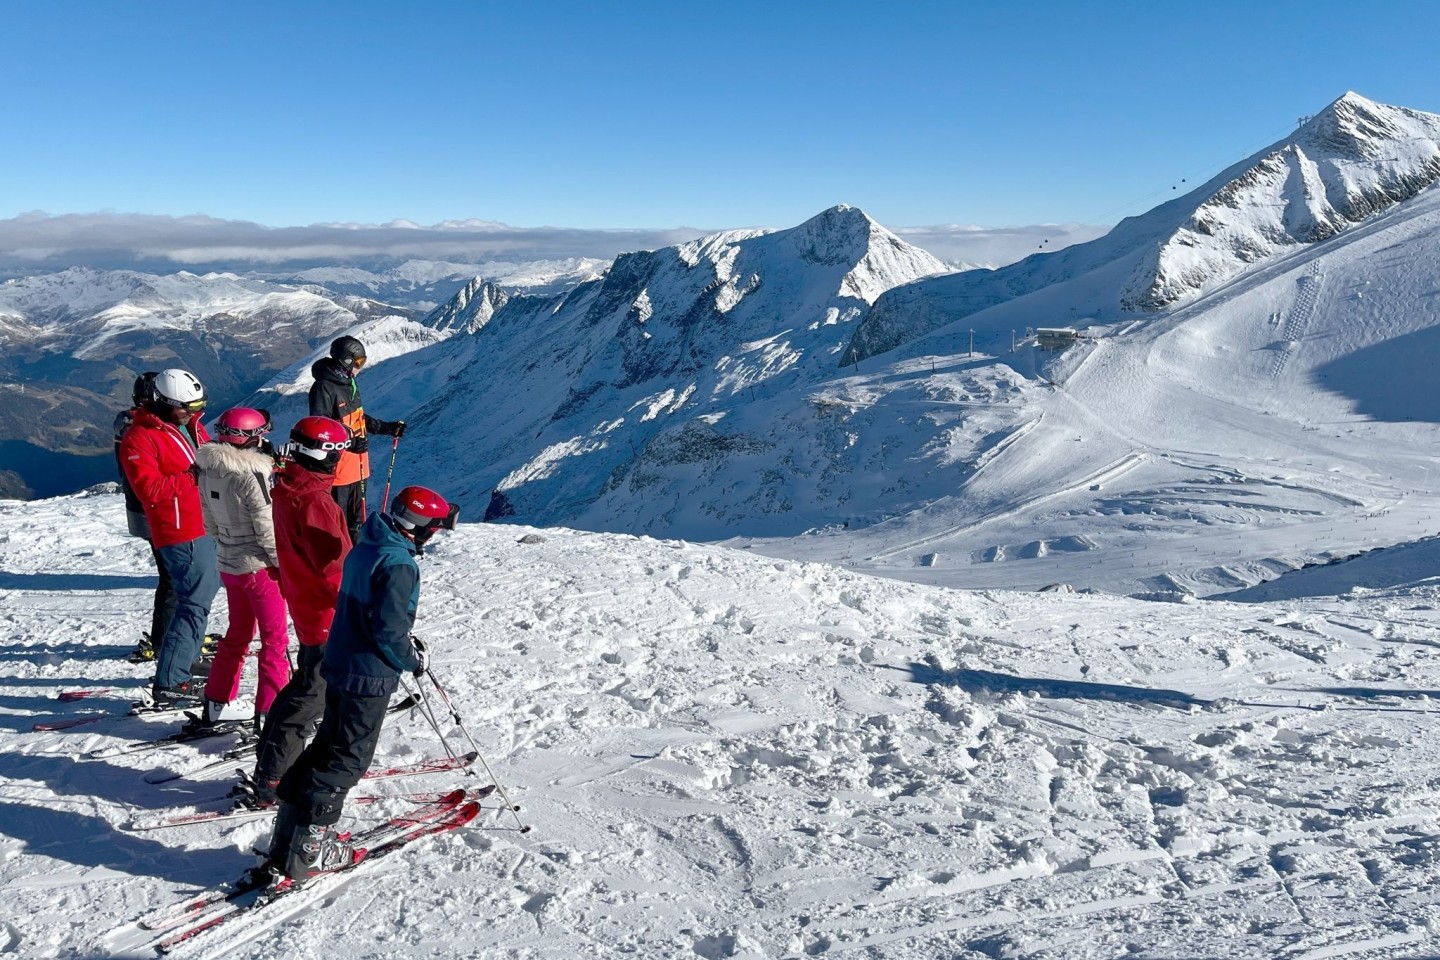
0 212 1111 278
0 212 709 276
892 222 1111 269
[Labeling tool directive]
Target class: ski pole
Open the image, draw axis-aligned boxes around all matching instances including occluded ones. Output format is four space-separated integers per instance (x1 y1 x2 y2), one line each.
401 674 461 765
425 668 531 834
381 434 401 510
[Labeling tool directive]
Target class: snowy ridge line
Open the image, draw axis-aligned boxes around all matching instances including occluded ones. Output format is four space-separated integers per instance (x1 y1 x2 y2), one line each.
868 452 1148 561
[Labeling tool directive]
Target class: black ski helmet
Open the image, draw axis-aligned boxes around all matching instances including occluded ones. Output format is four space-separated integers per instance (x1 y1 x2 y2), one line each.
132 371 159 407
330 335 367 371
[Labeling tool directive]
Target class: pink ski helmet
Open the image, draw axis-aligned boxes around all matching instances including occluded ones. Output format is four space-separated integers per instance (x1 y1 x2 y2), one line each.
214 407 272 446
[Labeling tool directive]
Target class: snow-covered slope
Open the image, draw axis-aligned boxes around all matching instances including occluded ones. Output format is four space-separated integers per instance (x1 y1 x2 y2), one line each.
750 172 1440 599
0 257 598 497
5 491 1440 957
845 92 1440 364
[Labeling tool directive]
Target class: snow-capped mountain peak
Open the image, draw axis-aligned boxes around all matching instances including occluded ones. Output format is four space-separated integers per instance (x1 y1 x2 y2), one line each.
1127 92 1440 311
422 277 511 334
845 92 1440 365
321 205 950 526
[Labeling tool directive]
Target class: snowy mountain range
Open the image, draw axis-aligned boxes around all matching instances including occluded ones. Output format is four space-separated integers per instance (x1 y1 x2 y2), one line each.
268 205 952 527
248 257 606 311
0 259 600 499
310 92 1440 604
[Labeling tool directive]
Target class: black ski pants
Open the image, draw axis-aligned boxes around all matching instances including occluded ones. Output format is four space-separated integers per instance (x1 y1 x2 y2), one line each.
254 644 327 785
277 685 390 828
331 480 365 544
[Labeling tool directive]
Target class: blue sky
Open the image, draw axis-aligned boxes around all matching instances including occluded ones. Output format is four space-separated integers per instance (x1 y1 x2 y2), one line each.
5 0 1440 232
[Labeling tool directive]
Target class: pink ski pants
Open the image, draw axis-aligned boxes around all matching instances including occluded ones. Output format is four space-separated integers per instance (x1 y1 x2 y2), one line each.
205 568 291 713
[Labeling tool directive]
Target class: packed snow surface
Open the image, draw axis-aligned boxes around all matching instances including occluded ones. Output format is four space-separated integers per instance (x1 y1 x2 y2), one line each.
4 492 1440 957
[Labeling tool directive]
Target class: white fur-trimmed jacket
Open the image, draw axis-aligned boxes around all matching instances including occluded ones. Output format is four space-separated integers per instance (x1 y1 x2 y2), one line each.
197 442 280 575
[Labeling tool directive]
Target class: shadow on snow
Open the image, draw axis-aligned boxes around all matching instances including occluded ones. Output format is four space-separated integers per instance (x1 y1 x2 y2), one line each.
904 662 1211 710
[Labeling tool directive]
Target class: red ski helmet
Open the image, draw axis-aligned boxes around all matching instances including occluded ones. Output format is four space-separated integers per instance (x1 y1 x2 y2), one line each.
389 485 458 546
288 416 350 472
214 407 272 446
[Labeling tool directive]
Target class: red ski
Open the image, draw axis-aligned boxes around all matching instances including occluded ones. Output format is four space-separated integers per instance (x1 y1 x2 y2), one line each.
363 749 477 781
151 797 482 951
126 784 494 832
58 687 112 702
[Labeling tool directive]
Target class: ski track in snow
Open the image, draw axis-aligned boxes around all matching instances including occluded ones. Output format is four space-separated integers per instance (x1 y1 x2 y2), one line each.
2 493 1440 957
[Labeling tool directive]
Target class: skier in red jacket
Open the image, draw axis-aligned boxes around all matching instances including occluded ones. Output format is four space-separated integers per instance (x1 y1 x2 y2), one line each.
241 417 354 808
117 368 221 707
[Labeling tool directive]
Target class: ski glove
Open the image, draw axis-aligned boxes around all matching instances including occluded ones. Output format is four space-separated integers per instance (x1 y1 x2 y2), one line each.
348 432 369 454
371 419 405 438
411 636 430 677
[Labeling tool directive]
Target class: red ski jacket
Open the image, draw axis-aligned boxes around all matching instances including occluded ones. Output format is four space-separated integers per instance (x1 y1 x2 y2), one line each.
272 463 352 644
118 409 211 549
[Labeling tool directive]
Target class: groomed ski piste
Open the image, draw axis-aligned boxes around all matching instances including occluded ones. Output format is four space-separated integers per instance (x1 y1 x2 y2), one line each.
4 491 1440 958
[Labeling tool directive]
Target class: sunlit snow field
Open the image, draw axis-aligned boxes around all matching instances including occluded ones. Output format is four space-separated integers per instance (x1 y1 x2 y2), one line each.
3 493 1440 958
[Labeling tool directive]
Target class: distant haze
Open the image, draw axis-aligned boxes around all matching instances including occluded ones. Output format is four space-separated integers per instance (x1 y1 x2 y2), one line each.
0 212 1106 278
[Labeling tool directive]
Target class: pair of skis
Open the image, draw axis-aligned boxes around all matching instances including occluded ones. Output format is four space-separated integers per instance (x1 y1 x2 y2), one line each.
138 786 487 953
32 691 219 732
126 751 483 830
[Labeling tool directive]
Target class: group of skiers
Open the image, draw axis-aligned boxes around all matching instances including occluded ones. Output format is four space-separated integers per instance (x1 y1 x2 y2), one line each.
114 336 458 886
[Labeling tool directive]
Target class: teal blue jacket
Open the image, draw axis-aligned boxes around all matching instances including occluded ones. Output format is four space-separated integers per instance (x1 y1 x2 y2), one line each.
322 512 422 697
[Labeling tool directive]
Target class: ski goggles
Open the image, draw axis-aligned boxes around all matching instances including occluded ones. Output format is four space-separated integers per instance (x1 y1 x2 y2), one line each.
217 411 273 438
303 436 351 452
167 397 207 413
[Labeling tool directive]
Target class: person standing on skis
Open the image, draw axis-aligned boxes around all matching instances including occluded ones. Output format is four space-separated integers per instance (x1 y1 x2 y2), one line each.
264 485 456 884
114 372 176 664
195 407 288 732
118 368 221 708
307 335 405 542
241 417 354 809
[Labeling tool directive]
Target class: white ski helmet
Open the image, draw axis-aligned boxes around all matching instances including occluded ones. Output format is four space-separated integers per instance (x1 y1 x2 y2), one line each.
151 369 207 413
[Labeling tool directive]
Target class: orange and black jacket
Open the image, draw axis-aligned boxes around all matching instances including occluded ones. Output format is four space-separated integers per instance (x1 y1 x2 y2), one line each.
307 357 391 487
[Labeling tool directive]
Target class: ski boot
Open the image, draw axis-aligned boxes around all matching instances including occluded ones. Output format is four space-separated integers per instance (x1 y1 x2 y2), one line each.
288 823 360 880
229 770 280 810
140 682 202 711
184 698 254 733
127 633 156 663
